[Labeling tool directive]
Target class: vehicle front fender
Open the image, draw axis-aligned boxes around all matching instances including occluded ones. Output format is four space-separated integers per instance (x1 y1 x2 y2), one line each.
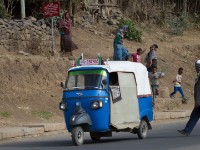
70 113 92 126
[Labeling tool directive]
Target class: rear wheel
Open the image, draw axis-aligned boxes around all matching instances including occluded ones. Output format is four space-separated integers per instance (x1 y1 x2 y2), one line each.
90 132 101 142
137 120 148 139
72 126 84 146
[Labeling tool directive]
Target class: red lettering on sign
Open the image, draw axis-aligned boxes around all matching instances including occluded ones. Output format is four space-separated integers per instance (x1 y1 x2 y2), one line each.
80 59 99 66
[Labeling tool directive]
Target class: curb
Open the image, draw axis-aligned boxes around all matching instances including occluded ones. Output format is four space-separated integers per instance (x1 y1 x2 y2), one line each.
154 110 191 120
0 111 192 141
0 123 66 141
23 123 66 132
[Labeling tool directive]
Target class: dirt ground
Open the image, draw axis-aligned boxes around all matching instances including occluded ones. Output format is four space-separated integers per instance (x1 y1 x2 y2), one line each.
0 24 200 128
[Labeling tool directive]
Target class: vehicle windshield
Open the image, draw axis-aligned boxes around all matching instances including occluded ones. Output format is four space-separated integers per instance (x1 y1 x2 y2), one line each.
66 70 107 90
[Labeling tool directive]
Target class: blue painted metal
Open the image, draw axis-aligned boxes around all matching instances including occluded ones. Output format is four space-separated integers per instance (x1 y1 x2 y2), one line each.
62 90 110 132
138 96 154 122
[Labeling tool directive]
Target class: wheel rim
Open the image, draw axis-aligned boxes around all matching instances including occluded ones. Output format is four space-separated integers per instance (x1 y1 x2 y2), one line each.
141 123 148 136
72 127 84 146
77 129 83 143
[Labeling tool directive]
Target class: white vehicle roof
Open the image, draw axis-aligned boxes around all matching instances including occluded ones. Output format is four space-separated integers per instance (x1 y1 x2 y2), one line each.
69 61 151 96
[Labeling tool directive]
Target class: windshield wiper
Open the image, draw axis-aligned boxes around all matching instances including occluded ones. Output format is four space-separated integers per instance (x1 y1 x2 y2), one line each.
73 87 84 90
85 86 100 89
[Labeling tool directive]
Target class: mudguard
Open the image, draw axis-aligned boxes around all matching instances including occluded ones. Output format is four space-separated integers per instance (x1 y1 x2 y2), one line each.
70 113 92 126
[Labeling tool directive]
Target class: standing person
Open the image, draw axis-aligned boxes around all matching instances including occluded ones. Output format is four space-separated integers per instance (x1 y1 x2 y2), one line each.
130 48 146 63
148 66 165 98
59 11 78 57
113 25 129 61
145 44 158 72
169 67 188 103
177 60 200 136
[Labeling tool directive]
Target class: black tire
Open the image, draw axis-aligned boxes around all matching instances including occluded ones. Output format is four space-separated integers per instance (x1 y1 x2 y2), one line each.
90 132 101 142
72 126 84 146
137 120 148 139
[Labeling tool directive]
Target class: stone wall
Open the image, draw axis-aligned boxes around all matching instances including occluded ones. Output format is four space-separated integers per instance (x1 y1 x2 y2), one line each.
0 17 53 56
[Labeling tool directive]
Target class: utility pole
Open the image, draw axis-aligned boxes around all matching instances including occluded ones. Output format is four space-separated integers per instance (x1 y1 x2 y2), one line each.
20 0 26 19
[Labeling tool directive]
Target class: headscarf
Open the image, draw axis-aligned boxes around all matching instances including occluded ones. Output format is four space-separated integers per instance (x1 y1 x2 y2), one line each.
195 60 200 83
195 60 200 73
113 25 128 45
117 25 128 37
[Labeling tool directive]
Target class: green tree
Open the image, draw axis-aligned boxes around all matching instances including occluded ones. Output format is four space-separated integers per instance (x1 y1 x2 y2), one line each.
0 0 10 18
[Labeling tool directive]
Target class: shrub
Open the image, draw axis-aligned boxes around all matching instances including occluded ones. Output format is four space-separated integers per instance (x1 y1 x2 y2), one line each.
0 0 10 18
167 13 193 35
118 18 142 42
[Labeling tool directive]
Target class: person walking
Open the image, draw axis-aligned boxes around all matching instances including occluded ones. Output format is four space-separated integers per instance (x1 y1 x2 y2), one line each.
113 25 129 61
59 11 78 57
177 60 200 136
169 67 188 103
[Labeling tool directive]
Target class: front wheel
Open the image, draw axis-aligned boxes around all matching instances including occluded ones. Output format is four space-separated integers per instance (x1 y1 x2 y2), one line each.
72 126 84 146
137 120 148 139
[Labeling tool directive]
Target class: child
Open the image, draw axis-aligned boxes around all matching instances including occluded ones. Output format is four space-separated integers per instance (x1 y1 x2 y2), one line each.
130 48 146 63
170 67 188 103
148 66 165 98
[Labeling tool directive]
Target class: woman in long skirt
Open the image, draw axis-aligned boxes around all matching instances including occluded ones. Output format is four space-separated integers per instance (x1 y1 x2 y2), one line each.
59 11 78 57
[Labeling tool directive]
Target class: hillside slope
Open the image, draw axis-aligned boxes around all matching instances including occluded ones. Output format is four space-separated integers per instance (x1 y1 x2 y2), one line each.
0 24 200 127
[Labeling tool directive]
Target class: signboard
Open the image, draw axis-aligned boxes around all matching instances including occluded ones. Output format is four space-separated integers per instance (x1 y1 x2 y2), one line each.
110 86 122 103
41 1 60 18
80 59 99 66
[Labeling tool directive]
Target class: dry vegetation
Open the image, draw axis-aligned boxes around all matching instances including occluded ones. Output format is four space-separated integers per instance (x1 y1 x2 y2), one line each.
0 0 200 127
0 24 200 127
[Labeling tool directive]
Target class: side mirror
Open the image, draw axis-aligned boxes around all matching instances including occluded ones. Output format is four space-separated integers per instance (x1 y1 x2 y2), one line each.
102 79 107 86
60 82 65 89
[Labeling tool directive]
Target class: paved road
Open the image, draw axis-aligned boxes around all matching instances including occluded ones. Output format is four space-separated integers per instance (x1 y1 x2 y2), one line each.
0 119 200 150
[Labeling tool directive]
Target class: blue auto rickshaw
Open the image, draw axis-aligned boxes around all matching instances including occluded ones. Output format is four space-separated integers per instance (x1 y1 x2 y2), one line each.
59 60 154 146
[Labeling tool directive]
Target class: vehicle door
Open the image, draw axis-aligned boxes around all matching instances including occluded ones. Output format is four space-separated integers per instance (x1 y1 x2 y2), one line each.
110 72 140 129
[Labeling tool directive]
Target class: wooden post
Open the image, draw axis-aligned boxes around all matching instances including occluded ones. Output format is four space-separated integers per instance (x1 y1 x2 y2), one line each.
51 17 55 55
20 0 26 19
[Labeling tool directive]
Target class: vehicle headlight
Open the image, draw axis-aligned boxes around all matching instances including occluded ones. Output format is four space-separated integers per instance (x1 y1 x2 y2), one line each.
91 101 103 109
59 102 68 111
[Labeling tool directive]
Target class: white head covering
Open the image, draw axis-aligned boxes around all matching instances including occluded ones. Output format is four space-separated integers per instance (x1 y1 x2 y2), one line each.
195 60 200 73
196 60 200 64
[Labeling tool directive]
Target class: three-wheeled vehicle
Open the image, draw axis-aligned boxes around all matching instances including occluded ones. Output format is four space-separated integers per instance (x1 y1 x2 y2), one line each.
59 60 153 146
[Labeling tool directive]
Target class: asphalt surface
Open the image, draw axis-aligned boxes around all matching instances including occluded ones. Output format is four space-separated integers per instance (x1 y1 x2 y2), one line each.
0 119 200 150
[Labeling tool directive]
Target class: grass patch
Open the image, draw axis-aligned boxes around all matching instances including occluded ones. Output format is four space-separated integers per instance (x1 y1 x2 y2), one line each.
32 111 53 120
0 111 11 118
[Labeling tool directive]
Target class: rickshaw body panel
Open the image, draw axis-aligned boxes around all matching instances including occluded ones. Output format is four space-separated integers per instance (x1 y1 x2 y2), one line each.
62 90 110 132
138 96 153 122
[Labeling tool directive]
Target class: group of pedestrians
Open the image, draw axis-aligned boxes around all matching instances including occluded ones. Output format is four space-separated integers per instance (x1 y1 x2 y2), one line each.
113 25 200 137
113 25 188 102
